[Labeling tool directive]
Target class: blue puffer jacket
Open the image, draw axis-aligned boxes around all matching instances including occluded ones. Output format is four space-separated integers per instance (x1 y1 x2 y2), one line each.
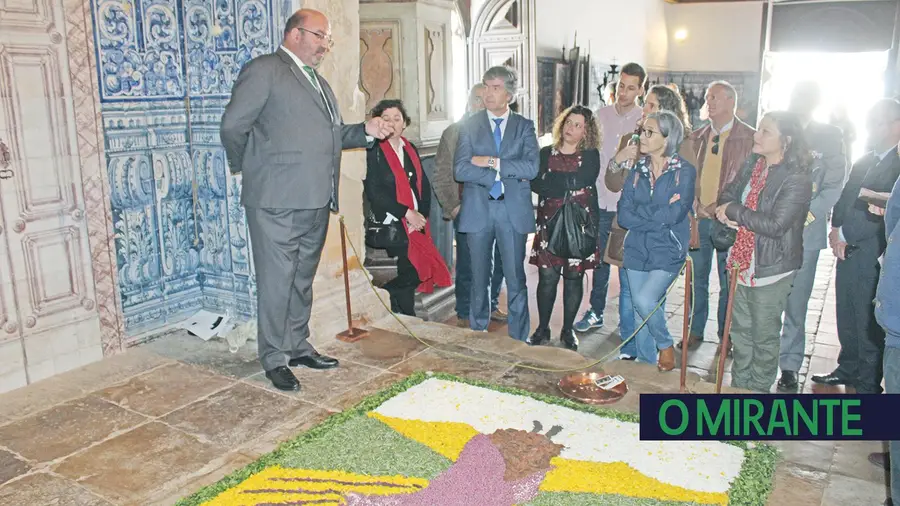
617 153 697 273
875 176 900 347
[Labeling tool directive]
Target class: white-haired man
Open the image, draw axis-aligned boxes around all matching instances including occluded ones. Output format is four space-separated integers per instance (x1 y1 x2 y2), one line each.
682 80 755 353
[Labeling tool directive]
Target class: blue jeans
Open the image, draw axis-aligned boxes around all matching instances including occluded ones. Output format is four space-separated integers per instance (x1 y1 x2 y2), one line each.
619 268 637 357
626 268 678 364
455 221 503 318
688 218 729 338
885 345 900 502
587 210 617 314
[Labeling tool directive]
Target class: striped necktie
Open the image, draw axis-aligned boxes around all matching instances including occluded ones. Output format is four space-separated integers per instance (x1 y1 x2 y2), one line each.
302 65 333 121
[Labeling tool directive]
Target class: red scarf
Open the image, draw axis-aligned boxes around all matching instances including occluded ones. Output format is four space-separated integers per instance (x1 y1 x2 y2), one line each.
379 139 451 293
731 157 769 275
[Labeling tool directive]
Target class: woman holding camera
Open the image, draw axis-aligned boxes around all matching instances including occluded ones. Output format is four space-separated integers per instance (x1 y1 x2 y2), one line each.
617 111 696 370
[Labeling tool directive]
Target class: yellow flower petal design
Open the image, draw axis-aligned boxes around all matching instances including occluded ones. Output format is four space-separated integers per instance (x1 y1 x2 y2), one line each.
202 466 429 506
367 411 479 461
541 458 729 505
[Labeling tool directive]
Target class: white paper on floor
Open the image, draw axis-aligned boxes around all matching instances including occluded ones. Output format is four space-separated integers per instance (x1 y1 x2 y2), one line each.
180 310 231 341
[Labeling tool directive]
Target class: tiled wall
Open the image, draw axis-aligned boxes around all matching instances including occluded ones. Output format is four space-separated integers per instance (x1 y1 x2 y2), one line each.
90 0 290 337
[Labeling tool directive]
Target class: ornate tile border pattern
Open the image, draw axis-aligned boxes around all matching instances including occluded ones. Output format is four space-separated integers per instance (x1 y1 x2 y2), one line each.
72 0 301 340
64 0 126 355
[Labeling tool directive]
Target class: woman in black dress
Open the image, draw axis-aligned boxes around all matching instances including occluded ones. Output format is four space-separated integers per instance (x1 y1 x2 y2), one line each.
364 99 451 315
527 105 602 350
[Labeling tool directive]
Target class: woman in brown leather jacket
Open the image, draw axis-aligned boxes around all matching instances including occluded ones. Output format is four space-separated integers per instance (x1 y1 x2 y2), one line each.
714 111 812 392
603 85 697 360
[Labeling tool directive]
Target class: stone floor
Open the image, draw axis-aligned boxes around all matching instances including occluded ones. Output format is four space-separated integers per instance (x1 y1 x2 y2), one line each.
446 251 856 394
0 253 890 505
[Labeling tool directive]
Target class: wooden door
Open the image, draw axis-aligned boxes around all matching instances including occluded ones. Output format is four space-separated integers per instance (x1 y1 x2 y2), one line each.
0 0 102 389
469 0 537 121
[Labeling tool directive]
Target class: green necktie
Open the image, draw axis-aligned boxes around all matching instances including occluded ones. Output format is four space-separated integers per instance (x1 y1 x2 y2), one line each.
302 65 334 121
302 65 320 91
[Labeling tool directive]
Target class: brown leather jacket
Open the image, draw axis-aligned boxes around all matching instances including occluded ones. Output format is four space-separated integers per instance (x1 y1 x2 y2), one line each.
688 118 755 218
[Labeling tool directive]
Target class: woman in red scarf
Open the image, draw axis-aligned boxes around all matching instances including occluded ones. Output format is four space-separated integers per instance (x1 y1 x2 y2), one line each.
364 100 451 316
714 112 812 392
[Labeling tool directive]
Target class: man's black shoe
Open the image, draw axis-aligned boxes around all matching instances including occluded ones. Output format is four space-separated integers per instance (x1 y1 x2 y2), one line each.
777 371 798 390
810 372 851 386
289 352 339 369
265 366 300 391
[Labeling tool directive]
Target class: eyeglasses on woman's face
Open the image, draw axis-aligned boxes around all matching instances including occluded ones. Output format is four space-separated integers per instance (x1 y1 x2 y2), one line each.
641 128 660 138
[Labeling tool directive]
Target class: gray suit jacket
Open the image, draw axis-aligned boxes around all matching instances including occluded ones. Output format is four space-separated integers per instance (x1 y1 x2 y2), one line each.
220 47 368 211
804 121 847 250
454 110 539 234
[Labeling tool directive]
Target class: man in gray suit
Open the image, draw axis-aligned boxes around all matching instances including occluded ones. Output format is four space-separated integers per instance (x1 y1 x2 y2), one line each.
777 81 847 391
454 66 539 341
220 9 392 392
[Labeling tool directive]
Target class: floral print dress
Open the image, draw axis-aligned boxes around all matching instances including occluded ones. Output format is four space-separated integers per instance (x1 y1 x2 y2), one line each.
529 150 602 274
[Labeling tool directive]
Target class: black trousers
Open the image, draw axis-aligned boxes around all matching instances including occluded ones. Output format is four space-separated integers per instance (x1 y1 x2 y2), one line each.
385 251 421 317
835 241 885 393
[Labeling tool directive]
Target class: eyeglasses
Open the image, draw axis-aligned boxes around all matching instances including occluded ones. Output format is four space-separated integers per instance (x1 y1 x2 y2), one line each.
299 27 334 49
641 129 659 138
712 134 720 155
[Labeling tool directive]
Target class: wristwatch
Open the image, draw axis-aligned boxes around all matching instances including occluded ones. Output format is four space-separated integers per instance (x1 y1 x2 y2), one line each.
488 157 495 168
608 158 623 174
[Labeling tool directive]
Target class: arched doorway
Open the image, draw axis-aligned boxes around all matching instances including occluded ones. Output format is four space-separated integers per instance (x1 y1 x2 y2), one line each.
469 0 537 120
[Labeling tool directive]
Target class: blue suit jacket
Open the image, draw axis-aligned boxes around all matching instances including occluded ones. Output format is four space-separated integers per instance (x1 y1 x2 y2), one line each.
453 110 539 234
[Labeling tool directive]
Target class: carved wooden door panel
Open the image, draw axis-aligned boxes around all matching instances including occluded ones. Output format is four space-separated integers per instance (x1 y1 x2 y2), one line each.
470 0 537 121
0 0 102 385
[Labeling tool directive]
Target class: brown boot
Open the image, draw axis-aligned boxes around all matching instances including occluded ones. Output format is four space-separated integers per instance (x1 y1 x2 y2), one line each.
676 333 703 350
658 346 675 372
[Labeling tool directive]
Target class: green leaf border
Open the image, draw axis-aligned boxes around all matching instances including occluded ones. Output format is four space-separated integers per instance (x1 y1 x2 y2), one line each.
176 371 778 506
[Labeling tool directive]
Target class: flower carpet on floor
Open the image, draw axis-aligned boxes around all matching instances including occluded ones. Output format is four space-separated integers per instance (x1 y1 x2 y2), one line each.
179 373 777 506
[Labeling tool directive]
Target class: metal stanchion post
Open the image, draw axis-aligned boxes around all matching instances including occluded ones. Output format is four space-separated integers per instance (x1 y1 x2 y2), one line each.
716 265 741 393
336 218 369 342
680 260 692 393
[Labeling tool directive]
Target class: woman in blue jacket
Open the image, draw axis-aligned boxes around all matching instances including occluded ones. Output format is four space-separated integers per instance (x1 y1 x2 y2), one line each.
617 111 697 370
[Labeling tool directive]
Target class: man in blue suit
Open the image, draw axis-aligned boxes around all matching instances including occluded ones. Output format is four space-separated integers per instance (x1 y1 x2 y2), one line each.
454 66 539 341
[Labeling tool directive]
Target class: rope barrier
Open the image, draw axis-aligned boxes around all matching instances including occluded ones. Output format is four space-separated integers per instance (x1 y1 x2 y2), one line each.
339 215 698 375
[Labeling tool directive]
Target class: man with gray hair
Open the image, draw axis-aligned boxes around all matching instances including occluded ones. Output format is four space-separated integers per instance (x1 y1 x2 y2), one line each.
455 66 539 341
809 98 899 394
682 80 755 353
433 84 506 327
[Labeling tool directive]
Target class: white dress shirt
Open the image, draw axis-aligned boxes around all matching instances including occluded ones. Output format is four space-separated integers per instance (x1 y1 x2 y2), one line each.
487 108 510 189
711 118 734 136
280 46 373 144
281 45 334 120
383 139 418 224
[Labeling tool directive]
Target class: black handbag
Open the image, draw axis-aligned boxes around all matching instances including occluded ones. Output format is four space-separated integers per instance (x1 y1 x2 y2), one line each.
365 212 408 250
546 193 596 259
710 220 736 251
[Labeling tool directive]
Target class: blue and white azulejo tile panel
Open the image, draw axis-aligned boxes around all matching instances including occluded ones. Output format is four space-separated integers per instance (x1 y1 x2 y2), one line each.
91 0 287 336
